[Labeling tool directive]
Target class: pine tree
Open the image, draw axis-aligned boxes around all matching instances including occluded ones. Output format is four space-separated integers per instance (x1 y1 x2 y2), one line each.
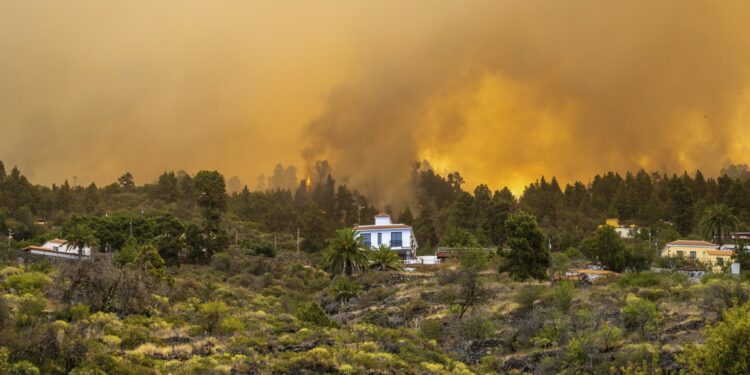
504 211 548 280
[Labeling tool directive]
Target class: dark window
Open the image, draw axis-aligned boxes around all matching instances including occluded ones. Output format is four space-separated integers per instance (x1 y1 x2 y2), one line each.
391 232 402 247
377 233 382 246
361 233 371 248
689 251 697 259
676 250 684 257
717 257 724 265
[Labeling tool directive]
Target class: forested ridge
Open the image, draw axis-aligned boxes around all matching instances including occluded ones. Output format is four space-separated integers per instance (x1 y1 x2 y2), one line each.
3 160 750 255
1 160 750 373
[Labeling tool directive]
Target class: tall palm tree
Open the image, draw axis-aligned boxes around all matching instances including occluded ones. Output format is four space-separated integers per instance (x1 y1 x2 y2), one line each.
699 204 740 245
370 244 402 271
65 223 99 258
322 228 370 277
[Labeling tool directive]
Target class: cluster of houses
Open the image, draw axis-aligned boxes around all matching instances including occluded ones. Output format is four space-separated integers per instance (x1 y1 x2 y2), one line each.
15 213 749 275
600 217 744 272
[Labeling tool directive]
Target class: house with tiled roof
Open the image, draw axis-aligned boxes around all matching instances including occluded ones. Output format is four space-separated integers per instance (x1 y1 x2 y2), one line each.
354 213 417 260
21 239 91 260
661 240 732 270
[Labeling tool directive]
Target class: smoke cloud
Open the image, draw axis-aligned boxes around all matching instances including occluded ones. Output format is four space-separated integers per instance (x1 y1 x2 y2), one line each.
1 1 750 204
304 1 750 203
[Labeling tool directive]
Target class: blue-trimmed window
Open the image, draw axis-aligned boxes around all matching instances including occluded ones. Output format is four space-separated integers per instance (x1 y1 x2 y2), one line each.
391 232 402 247
361 233 371 248
377 233 382 246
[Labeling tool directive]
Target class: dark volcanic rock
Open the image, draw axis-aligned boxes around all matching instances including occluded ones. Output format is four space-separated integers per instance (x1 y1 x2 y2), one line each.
277 338 334 353
663 317 705 334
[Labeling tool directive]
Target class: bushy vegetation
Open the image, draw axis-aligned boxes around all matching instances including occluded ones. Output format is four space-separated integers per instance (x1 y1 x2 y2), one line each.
2 160 750 372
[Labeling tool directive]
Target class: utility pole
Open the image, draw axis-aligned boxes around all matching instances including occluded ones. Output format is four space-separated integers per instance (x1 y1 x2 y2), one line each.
7 229 12 248
129 221 133 237
548 236 552 278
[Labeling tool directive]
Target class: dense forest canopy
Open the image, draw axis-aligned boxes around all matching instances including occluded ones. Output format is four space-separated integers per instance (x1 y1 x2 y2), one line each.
2 159 749 262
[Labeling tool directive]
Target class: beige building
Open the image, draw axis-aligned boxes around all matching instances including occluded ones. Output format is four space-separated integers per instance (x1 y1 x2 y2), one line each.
661 240 733 270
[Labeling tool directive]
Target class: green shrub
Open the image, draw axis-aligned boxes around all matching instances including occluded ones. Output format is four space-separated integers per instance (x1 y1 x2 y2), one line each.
621 294 660 339
0 297 8 329
531 318 568 349
218 316 244 334
5 272 50 293
595 323 622 352
565 335 595 368
253 241 276 258
459 314 494 340
0 267 22 278
565 247 583 260
701 277 749 314
419 319 444 341
362 309 391 328
198 301 229 334
70 304 91 321
636 287 668 302
211 252 233 272
680 301 750 374
614 343 658 373
655 256 707 271
9 361 40 375
542 282 575 311
513 284 546 312
328 278 362 304
615 271 663 289
550 252 571 278
294 301 336 327
16 294 46 327
28 259 53 274
401 298 429 321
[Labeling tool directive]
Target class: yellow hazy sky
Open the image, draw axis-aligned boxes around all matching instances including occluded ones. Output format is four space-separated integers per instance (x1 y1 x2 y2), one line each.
2 1 750 200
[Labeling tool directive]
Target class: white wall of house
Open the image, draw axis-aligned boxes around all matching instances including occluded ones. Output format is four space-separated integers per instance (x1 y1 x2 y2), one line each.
41 241 91 256
28 249 82 260
357 229 413 250
614 227 636 239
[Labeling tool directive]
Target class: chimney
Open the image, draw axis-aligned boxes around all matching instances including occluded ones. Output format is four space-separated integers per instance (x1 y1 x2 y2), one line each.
374 213 391 225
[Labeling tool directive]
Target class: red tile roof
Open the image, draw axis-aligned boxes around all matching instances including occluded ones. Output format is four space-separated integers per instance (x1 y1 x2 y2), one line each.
22 245 50 252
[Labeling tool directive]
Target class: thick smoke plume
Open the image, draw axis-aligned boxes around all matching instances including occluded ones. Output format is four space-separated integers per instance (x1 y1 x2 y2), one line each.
303 0 750 203
1 1 749 204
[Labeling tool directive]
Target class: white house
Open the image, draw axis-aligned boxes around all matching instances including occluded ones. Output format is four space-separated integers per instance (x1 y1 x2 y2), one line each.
603 218 640 239
354 213 418 260
21 239 91 260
